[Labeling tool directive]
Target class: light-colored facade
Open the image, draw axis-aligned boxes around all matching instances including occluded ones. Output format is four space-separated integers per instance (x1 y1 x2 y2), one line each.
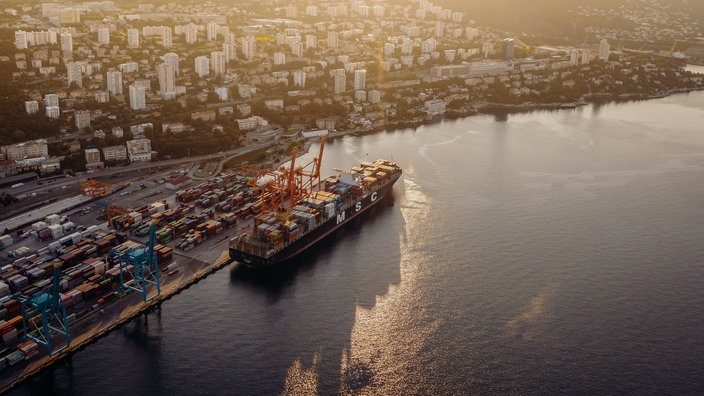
74 110 91 129
97 27 110 45
129 84 147 110
25 101 39 115
195 56 210 78
599 39 610 62
354 69 367 91
3 140 49 160
331 69 346 94
102 145 127 162
106 70 123 95
158 62 176 97
211 51 226 75
126 138 152 162
162 53 179 75
66 62 82 87
127 28 140 47
60 33 73 54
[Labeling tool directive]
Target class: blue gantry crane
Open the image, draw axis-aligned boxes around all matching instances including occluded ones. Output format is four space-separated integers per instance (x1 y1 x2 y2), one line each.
109 221 161 302
17 262 71 356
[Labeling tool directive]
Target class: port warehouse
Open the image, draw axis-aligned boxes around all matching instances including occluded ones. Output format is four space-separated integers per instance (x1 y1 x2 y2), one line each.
0 169 277 374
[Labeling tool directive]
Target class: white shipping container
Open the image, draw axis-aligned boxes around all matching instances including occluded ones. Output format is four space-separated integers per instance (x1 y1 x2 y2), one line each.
48 241 61 252
87 225 99 237
70 232 82 244
46 214 60 225
92 260 107 275
31 221 47 232
49 224 64 238
0 234 12 247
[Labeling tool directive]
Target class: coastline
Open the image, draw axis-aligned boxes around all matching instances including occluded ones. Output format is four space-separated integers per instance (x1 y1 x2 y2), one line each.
332 86 704 138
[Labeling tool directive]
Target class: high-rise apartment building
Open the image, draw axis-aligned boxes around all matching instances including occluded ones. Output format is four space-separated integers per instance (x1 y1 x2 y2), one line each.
127 28 139 47
241 36 256 60
211 51 226 75
293 70 306 88
327 31 339 49
354 69 366 91
331 69 346 94
223 33 237 63
97 26 110 45
66 62 83 87
599 39 610 62
157 62 176 96
162 53 179 75
60 33 73 54
106 70 123 95
129 84 146 110
162 26 172 48
194 56 210 78
15 31 27 49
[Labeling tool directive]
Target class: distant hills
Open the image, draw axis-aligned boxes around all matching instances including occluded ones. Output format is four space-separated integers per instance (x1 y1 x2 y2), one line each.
433 0 704 39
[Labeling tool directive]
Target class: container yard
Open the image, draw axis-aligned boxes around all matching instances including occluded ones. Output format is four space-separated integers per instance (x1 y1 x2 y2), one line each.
0 166 273 393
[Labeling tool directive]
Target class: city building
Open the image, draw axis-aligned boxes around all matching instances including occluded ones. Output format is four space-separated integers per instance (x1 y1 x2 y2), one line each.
106 70 123 95
223 33 237 63
368 90 381 104
129 84 147 110
97 26 110 45
126 138 152 162
194 56 210 78
184 23 198 44
3 139 48 160
504 38 515 59
74 110 91 129
84 148 103 169
599 39 610 62
162 26 172 48
327 31 338 49
215 87 228 101
44 93 59 108
241 36 256 60
236 116 268 131
15 30 27 49
157 62 176 98
127 28 139 47
45 106 60 119
66 62 82 87
60 33 73 55
354 69 367 91
273 52 286 66
305 35 316 50
210 51 226 75
25 101 39 115
102 145 127 162
162 53 179 75
424 99 446 116
293 70 306 88
331 69 346 94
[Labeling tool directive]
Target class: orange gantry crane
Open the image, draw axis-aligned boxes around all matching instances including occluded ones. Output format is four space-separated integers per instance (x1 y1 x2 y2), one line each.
242 137 327 215
81 179 111 199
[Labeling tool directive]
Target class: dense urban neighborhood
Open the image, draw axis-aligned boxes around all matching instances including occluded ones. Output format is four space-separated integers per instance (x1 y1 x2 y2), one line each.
0 0 702 180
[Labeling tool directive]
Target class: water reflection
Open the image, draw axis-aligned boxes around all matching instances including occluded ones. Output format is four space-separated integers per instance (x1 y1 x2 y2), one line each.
228 192 402 394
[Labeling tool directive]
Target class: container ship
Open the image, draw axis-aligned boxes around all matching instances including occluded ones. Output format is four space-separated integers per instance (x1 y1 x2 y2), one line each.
229 139 401 268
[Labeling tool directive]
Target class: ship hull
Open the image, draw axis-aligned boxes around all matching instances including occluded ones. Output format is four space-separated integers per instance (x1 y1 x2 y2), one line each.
230 174 399 268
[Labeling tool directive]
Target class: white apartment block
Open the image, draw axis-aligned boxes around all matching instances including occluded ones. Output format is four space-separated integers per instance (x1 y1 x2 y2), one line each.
194 56 210 78
126 139 152 162
129 84 147 110
102 145 127 162
106 70 123 95
25 101 39 115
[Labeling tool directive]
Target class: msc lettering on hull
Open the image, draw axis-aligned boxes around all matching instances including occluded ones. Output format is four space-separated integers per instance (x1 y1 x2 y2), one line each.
337 191 378 225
